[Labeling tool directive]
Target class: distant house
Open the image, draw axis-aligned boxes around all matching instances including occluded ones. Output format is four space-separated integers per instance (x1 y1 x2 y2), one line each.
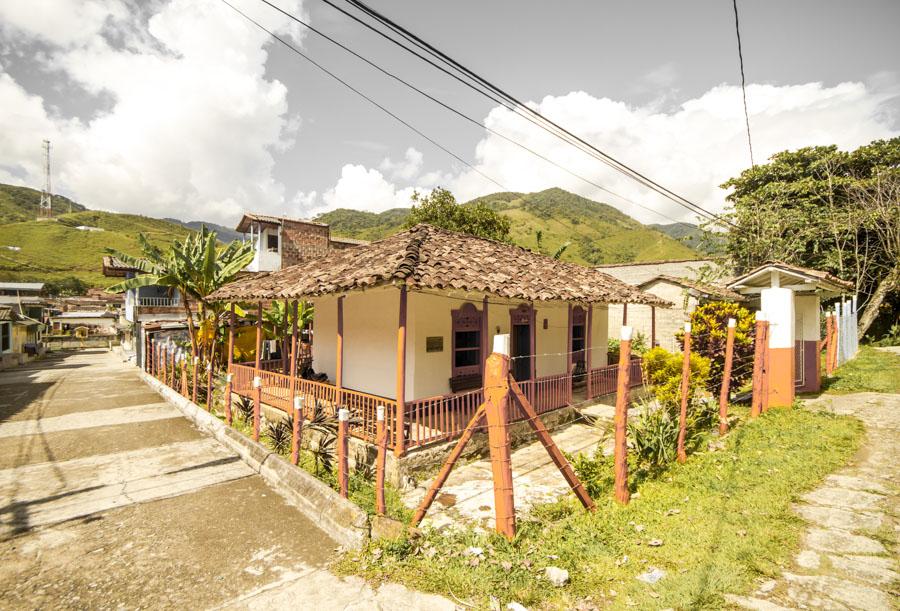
0 304 45 369
235 213 368 273
103 255 187 366
212 224 669 455
49 310 117 335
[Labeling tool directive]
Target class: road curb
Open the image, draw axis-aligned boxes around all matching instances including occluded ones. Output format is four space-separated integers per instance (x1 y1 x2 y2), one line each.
140 371 369 550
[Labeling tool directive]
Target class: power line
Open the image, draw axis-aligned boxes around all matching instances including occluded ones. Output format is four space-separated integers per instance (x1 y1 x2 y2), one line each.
218 0 505 193
323 0 736 228
732 0 755 167
252 0 697 226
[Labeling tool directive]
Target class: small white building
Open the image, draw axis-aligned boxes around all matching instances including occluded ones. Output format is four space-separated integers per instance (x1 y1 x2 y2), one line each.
50 310 117 334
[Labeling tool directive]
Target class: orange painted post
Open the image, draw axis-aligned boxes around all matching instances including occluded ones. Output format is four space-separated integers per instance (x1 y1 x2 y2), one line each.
191 357 199 404
205 355 214 411
566 303 573 403
676 322 691 464
824 312 835 376
282 298 289 375
614 326 632 504
651 305 657 347
289 300 300 465
411 402 487 527
253 301 263 442
484 336 516 539
168 345 175 388
760 321 771 413
375 404 386 515
718 318 737 436
337 407 349 498
750 312 766 418
180 352 188 396
395 287 407 457
622 302 628 326
224 304 236 425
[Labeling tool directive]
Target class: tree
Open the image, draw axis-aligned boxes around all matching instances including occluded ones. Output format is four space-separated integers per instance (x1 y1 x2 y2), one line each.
106 227 255 362
718 138 900 338
403 187 511 241
678 302 755 394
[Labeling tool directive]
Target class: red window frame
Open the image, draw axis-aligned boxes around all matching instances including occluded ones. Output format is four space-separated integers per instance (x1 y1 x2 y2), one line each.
451 302 482 378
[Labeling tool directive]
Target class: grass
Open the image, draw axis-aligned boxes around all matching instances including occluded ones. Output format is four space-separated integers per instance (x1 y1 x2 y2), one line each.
335 406 863 609
823 345 900 394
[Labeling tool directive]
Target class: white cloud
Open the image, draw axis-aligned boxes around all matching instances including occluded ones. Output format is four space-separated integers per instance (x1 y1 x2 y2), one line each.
296 163 422 216
0 0 307 225
378 147 423 181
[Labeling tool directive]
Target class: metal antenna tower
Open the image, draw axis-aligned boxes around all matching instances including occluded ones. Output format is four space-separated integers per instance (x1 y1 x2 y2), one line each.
39 139 52 219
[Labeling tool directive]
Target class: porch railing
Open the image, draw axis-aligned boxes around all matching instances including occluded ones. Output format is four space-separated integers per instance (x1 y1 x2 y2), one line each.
229 357 643 453
137 296 180 307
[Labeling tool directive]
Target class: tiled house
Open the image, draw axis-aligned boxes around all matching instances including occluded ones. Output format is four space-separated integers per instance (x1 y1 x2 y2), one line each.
212 225 669 455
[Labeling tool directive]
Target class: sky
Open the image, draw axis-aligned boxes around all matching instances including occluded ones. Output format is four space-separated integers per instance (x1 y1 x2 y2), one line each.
0 0 898 227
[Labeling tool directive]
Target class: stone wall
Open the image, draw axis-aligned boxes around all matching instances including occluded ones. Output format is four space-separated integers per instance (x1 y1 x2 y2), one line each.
281 220 330 267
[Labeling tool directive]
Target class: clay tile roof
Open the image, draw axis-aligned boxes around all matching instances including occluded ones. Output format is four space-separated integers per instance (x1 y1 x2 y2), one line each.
235 212 327 233
102 255 139 277
210 224 672 307
641 275 747 302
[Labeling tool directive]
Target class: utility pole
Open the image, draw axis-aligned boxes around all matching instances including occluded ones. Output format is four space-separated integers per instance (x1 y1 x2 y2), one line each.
39 139 52 219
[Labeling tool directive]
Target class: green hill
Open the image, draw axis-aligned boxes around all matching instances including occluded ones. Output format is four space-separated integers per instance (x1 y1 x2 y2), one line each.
316 187 699 265
0 185 191 287
648 221 722 255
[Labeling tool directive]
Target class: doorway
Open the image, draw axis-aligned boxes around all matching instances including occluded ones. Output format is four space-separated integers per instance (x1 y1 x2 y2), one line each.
510 304 533 382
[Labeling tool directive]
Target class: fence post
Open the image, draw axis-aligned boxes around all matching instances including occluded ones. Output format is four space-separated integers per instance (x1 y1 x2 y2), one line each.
750 312 766 417
718 318 737 436
484 334 516 539
168 343 175 388
586 304 594 399
253 302 263 442
338 407 349 499
180 351 188 396
205 359 213 411
291 396 303 466
375 404 386 515
824 312 834 376
614 326 632 504
676 322 691 464
851 295 859 356
761 320 771 413
225 304 236 425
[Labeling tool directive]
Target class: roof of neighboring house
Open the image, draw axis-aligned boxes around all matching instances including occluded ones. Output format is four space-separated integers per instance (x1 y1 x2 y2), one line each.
102 255 140 277
0 282 44 292
329 236 369 246
51 310 117 319
640 275 747 302
595 258 714 268
0 295 45 306
235 212 327 233
726 261 854 294
209 224 672 307
0 305 43 326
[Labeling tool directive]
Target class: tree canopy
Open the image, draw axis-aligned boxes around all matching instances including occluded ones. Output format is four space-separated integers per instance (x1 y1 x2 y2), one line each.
403 187 511 242
719 138 900 337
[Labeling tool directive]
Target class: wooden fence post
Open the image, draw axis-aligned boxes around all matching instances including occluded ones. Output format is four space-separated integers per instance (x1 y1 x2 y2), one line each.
718 318 737 435
614 326 632 504
224 303 236 425
750 312 767 418
205 358 213 411
760 321 771 413
337 407 349 499
253 301 263 442
375 404 386 516
676 322 691 464
180 352 188 396
291 396 303 466
192 357 199 403
168 344 175 388
824 312 834 376
484 335 516 539
289 300 300 464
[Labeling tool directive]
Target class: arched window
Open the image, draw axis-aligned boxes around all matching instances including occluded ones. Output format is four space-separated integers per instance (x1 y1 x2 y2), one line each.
451 302 482 379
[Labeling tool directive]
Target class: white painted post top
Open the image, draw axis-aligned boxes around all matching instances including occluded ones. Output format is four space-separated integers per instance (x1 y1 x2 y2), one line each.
620 325 633 341
684 322 691 333
376 405 385 421
226 373 233 382
755 310 767 321
293 396 304 409
493 333 510 356
727 318 737 328
252 376 261 388
338 408 349 421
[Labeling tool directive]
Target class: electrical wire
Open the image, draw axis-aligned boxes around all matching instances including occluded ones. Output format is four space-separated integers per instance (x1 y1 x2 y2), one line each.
732 0 755 167
325 0 737 228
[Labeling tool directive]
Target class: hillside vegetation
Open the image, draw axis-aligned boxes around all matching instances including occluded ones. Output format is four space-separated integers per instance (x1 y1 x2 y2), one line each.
317 187 699 265
0 185 190 287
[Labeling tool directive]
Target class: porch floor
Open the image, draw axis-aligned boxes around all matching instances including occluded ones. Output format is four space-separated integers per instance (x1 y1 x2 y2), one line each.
402 400 633 531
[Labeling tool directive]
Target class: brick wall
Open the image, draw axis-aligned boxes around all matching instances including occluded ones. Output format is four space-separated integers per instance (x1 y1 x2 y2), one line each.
281 220 330 267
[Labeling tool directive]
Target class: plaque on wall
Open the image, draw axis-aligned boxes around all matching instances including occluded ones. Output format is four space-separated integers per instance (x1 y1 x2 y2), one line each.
426 336 444 352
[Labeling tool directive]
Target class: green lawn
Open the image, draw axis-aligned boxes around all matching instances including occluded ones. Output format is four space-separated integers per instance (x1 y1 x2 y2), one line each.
823 346 900 394
336 407 863 609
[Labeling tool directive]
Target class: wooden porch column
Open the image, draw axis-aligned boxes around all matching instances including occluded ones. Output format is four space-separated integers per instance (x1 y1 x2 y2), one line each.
622 302 628 326
530 302 536 382
481 295 489 377
651 306 657 348
395 286 408 457
289 300 300 464
586 304 594 398
336 296 344 402
282 298 290 374
224 303 235 425
253 301 263 441
566 303 573 403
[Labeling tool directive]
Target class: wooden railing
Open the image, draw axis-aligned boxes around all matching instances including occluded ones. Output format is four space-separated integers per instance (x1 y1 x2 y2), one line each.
588 357 643 399
515 373 570 417
404 387 484 449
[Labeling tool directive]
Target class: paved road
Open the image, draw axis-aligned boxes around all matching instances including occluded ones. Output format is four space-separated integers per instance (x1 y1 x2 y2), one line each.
0 350 453 610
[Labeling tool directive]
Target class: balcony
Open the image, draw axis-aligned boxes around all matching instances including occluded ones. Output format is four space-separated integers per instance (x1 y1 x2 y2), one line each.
137 296 181 307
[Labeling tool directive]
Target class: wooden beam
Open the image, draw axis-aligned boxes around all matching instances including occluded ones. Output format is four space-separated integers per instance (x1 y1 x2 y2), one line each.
529 302 536 382
566 303 573 403
336 296 344 394
395 286 408 457
651 305 657 347
586 304 593 398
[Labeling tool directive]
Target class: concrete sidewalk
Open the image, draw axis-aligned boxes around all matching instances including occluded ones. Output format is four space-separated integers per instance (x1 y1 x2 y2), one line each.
0 350 454 610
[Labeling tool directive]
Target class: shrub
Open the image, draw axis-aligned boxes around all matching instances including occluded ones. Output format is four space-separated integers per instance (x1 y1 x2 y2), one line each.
608 331 649 362
264 416 293 455
566 446 614 498
628 401 679 476
234 395 254 423
642 346 711 408
678 302 755 393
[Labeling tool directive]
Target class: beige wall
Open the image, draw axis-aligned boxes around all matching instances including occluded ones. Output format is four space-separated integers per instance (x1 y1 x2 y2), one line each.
795 294 820 341
608 281 694 352
599 259 718 285
313 287 610 401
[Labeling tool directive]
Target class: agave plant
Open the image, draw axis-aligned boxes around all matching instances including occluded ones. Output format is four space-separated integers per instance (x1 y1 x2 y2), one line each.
234 395 255 423
264 416 294 455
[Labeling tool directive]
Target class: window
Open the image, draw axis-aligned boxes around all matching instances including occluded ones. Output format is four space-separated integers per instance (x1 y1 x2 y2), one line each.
571 306 586 363
0 322 10 353
451 302 482 378
267 233 279 253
